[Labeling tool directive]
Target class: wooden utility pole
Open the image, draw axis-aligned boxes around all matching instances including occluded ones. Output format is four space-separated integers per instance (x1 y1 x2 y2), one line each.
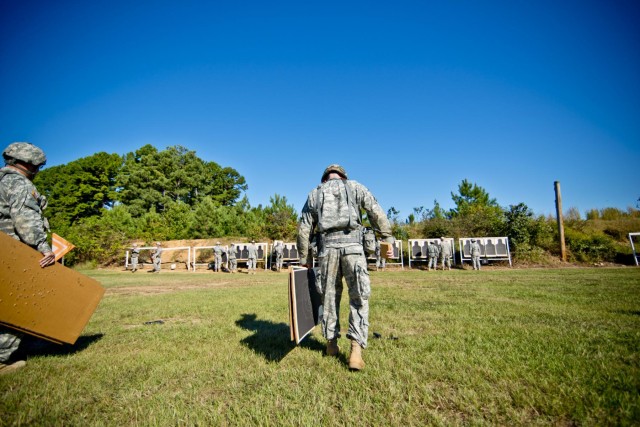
554 181 567 262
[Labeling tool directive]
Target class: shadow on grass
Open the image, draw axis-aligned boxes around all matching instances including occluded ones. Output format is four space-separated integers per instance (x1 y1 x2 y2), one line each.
18 333 104 359
236 313 324 362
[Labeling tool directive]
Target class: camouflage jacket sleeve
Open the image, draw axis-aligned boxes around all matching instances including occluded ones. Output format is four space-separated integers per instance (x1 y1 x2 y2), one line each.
4 174 52 253
296 189 317 266
349 180 394 244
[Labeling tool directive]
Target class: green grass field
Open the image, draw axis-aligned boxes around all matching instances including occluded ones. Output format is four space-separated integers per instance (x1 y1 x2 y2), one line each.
1 267 639 426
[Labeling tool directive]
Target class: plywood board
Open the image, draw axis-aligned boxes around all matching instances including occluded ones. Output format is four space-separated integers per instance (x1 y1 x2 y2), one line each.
288 266 322 344
0 231 105 345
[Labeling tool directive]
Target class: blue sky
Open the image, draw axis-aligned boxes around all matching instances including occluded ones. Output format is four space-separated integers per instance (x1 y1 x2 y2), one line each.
1 0 638 220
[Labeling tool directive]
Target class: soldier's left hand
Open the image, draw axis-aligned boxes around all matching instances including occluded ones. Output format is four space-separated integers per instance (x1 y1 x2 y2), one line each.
39 251 56 268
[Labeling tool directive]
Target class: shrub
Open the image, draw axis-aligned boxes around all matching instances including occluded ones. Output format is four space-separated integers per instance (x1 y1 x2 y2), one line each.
564 228 617 263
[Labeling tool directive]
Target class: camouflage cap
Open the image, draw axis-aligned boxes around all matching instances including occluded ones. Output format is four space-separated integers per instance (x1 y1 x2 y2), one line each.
3 142 47 166
321 164 347 181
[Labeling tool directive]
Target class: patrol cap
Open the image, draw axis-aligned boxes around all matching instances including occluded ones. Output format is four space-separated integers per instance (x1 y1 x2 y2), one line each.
321 164 347 181
3 142 47 166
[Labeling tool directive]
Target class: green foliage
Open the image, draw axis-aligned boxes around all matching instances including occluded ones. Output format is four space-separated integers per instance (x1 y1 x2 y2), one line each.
564 228 618 263
262 194 298 240
450 179 499 217
34 152 121 229
116 145 247 217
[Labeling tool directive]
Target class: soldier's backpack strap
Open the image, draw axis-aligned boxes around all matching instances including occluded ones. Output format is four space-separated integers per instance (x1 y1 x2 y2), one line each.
342 179 362 227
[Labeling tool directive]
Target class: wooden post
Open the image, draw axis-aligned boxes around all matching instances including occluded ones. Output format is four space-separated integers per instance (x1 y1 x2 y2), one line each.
554 181 567 262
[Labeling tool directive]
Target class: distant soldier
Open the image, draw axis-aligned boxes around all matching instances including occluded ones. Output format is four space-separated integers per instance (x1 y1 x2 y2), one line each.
0 142 55 375
470 239 482 271
440 237 452 270
228 244 237 273
274 241 284 271
130 243 140 272
213 241 224 272
375 239 386 271
427 240 439 271
150 242 162 273
247 240 258 274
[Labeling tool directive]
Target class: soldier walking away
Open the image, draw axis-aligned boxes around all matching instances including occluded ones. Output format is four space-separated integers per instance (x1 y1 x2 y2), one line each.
228 244 237 273
213 241 224 272
130 243 140 272
470 239 482 270
427 240 439 271
440 237 453 270
150 242 162 273
247 240 258 274
297 164 394 371
0 142 55 375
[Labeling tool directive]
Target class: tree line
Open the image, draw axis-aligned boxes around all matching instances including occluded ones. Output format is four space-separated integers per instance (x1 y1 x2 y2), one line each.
34 145 639 266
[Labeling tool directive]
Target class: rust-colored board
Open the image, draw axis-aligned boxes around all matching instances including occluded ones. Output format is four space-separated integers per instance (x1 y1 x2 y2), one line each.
0 231 105 345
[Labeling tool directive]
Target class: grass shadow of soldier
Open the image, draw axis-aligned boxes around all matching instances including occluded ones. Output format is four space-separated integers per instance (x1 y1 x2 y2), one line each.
235 313 324 362
14 333 104 360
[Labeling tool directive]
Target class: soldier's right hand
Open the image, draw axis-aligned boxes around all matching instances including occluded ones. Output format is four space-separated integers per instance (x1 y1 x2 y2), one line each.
39 251 56 268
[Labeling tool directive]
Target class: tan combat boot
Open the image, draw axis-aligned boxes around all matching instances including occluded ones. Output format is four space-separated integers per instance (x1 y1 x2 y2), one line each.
0 360 26 375
326 338 339 357
349 340 365 371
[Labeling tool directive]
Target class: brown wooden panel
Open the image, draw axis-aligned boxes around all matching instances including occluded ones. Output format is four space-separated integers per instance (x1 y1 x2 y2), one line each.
0 231 105 345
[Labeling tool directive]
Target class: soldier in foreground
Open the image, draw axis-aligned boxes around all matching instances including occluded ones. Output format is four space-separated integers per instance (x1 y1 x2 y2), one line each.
0 142 55 375
297 164 394 371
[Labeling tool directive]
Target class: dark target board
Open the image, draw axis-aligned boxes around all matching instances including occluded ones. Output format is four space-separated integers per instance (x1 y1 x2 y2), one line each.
288 266 322 344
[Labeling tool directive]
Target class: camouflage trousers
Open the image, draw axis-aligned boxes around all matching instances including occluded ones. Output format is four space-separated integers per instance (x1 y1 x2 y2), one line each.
214 254 222 271
229 259 237 271
0 327 21 363
130 257 138 271
472 256 481 270
247 257 257 271
152 258 161 272
316 244 371 348
428 255 438 269
441 255 451 269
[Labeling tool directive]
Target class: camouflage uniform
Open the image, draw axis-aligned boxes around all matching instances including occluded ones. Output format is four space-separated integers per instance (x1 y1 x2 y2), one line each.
151 243 162 272
274 242 284 271
427 241 439 270
247 241 258 273
297 172 393 349
130 244 140 272
470 239 482 270
213 243 223 272
440 238 453 270
0 142 50 365
228 245 237 272
375 239 386 270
